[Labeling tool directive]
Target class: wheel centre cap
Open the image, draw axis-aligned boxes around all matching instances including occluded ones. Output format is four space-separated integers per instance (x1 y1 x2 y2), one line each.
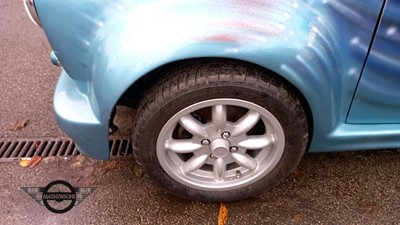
210 138 230 158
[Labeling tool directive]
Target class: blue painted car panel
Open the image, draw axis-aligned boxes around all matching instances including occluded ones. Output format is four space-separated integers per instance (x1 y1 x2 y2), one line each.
53 70 109 159
348 0 400 123
31 0 400 160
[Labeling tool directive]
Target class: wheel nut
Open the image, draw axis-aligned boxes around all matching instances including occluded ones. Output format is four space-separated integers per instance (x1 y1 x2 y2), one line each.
209 153 217 159
221 131 231 139
201 139 210 145
230 146 239 152
236 170 241 178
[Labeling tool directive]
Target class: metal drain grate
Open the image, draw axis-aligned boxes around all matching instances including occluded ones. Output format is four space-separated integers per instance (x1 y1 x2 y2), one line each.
109 138 133 157
0 138 133 160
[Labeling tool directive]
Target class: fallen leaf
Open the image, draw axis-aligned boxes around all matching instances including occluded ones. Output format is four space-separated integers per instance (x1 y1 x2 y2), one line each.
71 155 86 168
359 201 377 214
292 168 304 178
218 203 228 225
104 160 118 171
9 119 29 131
134 165 142 177
34 141 41 150
19 158 31 167
28 156 42 168
292 213 302 222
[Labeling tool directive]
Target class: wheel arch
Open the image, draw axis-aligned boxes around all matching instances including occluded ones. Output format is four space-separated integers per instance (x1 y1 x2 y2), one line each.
116 57 314 149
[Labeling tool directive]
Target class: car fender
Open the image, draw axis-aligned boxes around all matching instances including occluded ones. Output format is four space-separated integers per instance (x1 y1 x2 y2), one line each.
36 0 381 158
92 1 340 153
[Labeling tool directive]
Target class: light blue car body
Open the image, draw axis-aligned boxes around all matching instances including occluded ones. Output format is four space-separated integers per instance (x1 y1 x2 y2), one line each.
33 0 400 160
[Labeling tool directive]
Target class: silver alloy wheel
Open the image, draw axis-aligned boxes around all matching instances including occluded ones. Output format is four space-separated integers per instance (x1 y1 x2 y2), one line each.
156 98 285 191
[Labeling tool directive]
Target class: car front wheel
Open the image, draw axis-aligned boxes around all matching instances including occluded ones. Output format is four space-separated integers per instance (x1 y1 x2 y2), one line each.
132 60 308 202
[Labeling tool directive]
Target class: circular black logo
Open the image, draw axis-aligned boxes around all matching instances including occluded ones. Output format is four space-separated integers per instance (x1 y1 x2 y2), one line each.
42 180 76 214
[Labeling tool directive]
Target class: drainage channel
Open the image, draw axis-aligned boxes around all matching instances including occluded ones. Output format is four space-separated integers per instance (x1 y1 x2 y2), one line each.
0 137 133 161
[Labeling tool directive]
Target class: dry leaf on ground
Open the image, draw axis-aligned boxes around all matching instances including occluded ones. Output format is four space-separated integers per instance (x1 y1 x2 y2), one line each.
9 119 29 131
292 168 304 178
19 156 42 168
292 213 302 222
71 155 86 168
218 203 228 225
34 141 41 150
28 156 42 168
359 201 377 214
104 160 118 171
134 165 142 177
19 158 31 167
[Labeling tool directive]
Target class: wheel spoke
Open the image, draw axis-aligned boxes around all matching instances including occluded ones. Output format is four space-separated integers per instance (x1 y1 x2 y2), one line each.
231 110 260 136
179 115 208 138
166 139 203 153
237 134 274 150
213 158 226 181
212 105 227 132
181 154 209 174
231 153 258 170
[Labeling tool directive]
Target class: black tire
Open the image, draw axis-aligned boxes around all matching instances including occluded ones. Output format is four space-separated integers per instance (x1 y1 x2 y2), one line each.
132 60 308 202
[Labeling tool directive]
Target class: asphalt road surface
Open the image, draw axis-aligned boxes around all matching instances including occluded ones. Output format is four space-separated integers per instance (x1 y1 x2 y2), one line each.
1 0 400 224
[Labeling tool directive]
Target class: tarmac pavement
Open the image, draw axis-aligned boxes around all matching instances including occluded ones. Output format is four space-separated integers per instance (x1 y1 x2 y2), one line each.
1 150 399 224
1 0 400 224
